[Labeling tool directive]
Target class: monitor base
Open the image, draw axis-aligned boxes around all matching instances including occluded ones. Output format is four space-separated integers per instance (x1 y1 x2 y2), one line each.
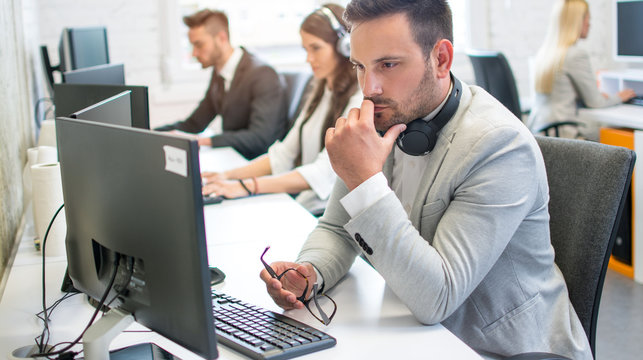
79 342 181 360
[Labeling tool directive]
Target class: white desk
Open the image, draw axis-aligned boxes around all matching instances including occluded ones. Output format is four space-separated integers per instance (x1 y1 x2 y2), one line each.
579 105 643 284
579 104 643 130
0 147 481 359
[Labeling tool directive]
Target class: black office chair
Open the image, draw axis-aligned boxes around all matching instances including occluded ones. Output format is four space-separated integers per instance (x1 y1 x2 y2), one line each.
506 136 635 360
280 71 313 133
466 49 524 120
466 49 581 137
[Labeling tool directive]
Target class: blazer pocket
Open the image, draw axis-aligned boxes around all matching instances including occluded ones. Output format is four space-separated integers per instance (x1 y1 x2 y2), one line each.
421 199 446 217
419 199 446 239
481 293 541 335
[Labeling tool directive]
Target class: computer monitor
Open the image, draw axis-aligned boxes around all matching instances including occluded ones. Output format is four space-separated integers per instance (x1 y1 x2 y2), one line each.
615 0 643 62
42 26 110 89
54 83 150 129
59 26 110 73
55 117 218 359
62 63 125 86
70 91 133 127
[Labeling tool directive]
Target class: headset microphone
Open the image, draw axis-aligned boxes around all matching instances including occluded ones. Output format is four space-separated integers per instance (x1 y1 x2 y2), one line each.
395 73 462 156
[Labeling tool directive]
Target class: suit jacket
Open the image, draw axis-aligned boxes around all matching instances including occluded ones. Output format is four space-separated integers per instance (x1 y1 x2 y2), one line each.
157 48 288 159
528 43 621 140
296 84 592 359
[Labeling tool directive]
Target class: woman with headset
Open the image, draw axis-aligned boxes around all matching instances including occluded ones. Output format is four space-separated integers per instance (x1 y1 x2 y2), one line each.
529 0 635 140
201 3 362 215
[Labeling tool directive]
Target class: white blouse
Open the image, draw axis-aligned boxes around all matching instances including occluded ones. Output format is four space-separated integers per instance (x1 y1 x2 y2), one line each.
268 85 363 213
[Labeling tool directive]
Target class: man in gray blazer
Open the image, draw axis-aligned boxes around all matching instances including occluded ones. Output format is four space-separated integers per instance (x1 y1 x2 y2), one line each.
260 0 592 358
155 9 288 160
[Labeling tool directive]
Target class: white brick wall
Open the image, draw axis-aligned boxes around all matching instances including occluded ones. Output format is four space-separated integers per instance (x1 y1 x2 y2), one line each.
33 0 638 127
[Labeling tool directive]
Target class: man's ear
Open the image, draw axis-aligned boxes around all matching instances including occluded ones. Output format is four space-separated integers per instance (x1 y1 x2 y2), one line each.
433 39 454 79
215 30 228 44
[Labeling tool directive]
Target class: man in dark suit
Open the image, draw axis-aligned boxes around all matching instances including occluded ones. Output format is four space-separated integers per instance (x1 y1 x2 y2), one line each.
155 9 288 159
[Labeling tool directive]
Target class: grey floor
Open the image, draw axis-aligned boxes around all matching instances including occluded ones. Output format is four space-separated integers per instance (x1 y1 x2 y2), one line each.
595 269 643 359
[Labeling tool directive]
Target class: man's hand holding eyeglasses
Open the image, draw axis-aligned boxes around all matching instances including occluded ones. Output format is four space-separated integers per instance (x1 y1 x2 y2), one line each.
260 261 316 310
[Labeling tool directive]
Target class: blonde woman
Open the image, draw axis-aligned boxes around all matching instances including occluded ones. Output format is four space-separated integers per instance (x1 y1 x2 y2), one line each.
201 4 362 215
529 0 635 140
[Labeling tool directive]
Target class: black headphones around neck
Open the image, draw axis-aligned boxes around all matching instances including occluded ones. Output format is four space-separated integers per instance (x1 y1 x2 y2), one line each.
395 73 462 156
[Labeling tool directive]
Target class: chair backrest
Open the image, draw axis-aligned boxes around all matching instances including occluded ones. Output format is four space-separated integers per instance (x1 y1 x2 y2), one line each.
535 136 635 356
280 70 313 132
466 49 522 119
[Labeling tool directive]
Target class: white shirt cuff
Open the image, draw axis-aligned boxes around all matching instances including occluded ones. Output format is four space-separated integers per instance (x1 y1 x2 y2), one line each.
339 172 392 218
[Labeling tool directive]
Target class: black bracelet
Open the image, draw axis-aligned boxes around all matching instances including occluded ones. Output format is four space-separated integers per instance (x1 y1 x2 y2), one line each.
238 179 252 196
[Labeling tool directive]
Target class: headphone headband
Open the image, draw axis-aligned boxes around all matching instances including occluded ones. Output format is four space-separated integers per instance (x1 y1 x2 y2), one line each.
318 7 347 36
317 6 351 58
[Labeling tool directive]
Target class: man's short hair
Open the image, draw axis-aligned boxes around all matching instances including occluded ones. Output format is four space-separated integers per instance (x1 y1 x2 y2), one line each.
183 9 230 39
344 0 452 58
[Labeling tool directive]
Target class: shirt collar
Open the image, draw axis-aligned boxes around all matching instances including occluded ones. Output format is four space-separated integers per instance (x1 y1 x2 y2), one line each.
218 47 243 84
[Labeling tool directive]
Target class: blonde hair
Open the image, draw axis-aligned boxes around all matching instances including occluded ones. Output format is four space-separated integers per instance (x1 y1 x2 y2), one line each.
534 0 589 94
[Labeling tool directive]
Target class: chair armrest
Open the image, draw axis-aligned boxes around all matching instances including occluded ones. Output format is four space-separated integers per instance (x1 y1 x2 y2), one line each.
536 121 584 137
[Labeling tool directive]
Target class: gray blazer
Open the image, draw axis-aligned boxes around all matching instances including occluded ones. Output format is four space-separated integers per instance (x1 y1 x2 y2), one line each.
156 48 288 159
297 84 592 359
529 43 621 140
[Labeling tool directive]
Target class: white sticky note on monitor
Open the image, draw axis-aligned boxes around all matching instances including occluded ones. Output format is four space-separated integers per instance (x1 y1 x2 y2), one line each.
163 145 187 177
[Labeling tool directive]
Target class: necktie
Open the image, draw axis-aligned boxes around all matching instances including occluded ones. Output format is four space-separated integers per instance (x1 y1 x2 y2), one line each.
215 73 226 110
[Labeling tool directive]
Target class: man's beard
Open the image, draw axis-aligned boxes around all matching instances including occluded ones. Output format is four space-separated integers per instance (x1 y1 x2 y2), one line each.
366 66 441 132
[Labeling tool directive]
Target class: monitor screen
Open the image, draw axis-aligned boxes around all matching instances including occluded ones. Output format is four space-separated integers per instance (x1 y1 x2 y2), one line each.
55 117 218 359
62 63 125 86
615 0 643 61
54 83 150 129
59 27 110 72
70 91 133 127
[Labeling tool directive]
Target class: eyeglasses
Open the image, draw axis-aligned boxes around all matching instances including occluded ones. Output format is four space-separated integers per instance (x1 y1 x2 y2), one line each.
261 246 337 325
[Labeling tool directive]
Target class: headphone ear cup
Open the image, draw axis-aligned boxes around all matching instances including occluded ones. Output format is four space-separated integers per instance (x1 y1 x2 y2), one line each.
395 74 462 156
396 120 436 156
337 35 351 58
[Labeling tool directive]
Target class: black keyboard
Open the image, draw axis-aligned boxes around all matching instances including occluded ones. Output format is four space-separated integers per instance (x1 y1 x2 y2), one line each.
212 290 336 359
627 96 643 106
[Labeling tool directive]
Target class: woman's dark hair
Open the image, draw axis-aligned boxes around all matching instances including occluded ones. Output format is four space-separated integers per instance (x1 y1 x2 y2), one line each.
297 3 358 161
344 0 452 58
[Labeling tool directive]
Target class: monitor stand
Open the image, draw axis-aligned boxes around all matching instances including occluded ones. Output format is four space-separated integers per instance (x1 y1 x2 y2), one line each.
81 308 181 360
82 308 134 360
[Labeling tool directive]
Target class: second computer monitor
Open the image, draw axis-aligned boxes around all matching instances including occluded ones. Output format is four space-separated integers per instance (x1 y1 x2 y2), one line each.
62 63 125 86
70 91 132 128
58 26 110 72
54 83 149 129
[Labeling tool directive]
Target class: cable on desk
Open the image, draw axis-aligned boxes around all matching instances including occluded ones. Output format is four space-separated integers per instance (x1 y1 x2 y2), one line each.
32 247 122 358
34 97 53 127
104 256 135 310
35 203 65 353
